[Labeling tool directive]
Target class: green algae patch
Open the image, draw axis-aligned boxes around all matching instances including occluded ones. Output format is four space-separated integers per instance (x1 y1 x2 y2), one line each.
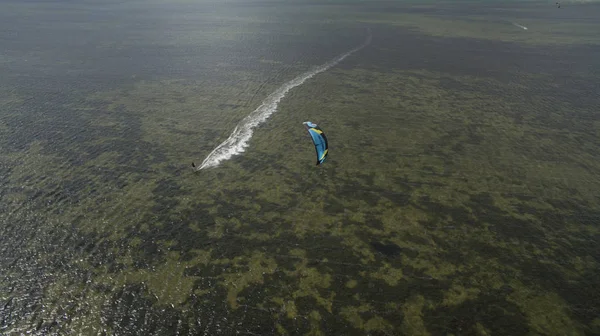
32 273 109 336
220 251 278 309
111 251 201 307
401 295 430 336
370 263 404 286
285 300 298 319
509 290 585 335
406 256 458 280
281 254 336 313
296 269 335 313
345 279 358 288
275 322 288 335
441 284 481 307
473 322 492 335
341 304 394 333
306 310 326 336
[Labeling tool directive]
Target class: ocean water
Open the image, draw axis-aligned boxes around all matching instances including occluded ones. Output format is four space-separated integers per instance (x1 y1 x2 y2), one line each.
1 0 599 335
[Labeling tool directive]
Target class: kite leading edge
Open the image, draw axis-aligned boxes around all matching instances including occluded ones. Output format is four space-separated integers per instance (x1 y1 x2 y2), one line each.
303 121 329 165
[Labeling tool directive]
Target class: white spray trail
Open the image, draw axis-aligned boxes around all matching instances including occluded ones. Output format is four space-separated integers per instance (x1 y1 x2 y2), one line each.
511 22 528 30
197 32 372 170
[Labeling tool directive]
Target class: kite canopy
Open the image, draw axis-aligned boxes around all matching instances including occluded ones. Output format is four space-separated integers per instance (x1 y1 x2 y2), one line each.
303 121 329 165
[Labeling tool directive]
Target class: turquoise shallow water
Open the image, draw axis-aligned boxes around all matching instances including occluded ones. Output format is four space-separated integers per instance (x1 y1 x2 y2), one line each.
1 0 599 335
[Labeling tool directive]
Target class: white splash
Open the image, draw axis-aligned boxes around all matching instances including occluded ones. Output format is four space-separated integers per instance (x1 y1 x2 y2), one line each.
512 22 528 30
197 32 372 170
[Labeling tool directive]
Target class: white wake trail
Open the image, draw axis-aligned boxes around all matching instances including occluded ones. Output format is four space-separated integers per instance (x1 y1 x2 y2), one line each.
197 32 372 170
511 22 528 30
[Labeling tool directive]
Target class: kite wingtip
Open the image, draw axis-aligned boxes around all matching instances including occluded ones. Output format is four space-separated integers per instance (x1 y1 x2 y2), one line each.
303 121 317 128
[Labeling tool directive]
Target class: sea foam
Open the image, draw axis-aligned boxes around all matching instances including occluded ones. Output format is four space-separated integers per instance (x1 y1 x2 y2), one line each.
512 22 528 30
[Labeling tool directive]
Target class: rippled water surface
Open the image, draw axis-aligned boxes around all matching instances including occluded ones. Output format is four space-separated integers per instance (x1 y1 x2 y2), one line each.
1 0 600 335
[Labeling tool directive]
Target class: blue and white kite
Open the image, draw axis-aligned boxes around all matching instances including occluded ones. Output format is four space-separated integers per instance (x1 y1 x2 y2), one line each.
303 121 329 165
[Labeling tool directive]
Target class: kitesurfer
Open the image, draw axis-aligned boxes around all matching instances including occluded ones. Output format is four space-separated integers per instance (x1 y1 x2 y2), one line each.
192 162 196 168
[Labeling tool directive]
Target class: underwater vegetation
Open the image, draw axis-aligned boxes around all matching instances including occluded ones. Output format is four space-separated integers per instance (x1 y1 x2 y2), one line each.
1 0 599 335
